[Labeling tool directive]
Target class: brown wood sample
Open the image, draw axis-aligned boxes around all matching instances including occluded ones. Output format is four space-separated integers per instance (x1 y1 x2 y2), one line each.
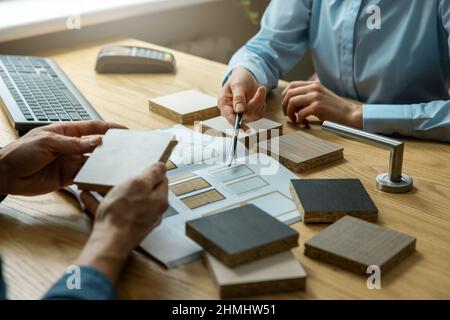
186 204 299 267
170 177 210 196
181 189 225 209
290 179 378 223
200 116 282 149
205 251 306 298
304 216 416 275
149 89 219 124
259 130 343 172
74 129 177 194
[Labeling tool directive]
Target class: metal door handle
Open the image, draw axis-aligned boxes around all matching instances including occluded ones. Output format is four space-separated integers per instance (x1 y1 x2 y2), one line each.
322 121 413 193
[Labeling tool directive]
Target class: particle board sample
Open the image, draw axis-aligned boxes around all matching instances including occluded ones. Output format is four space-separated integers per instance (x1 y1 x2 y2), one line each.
200 116 282 149
259 130 343 172
74 129 177 194
186 204 299 267
205 251 306 298
149 89 219 124
304 216 416 275
290 179 378 223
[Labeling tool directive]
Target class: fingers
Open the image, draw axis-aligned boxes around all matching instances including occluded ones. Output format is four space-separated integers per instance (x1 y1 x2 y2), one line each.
243 86 266 123
230 83 247 113
282 80 316 98
282 83 320 115
45 133 103 155
80 191 100 217
286 92 317 123
218 83 236 126
41 120 128 137
296 105 319 125
140 162 167 190
152 176 169 214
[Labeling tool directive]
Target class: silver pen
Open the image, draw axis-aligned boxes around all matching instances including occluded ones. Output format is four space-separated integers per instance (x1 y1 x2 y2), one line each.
227 113 243 167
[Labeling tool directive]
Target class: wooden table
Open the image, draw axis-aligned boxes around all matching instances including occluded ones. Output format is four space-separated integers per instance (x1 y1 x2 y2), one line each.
1 38 449 300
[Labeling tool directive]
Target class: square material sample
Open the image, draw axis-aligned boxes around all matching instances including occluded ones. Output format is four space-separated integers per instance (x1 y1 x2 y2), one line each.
200 116 282 148
259 130 343 172
186 204 299 267
205 251 306 298
304 215 416 275
149 89 219 124
290 179 378 223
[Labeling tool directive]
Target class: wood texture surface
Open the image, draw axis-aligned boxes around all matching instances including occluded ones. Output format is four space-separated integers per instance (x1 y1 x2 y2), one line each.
149 89 219 124
0 38 449 299
186 204 299 267
304 216 416 275
290 179 378 223
73 129 177 194
205 251 306 299
259 130 343 172
201 116 282 149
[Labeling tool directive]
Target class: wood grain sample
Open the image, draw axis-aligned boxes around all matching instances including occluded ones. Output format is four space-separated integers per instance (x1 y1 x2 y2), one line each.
259 130 343 172
290 179 378 223
181 189 225 209
149 89 219 124
186 204 299 267
200 116 282 149
170 177 210 196
205 251 306 298
304 216 416 275
74 129 177 194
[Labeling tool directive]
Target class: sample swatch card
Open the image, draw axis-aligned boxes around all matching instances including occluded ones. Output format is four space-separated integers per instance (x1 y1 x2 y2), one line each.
149 89 219 124
259 130 343 172
186 204 299 267
74 129 177 194
205 251 306 298
304 216 416 275
290 179 378 223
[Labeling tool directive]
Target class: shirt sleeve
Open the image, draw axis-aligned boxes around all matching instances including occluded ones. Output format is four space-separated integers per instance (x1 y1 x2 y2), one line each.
223 0 313 90
362 101 450 142
0 259 6 300
363 2 450 143
440 0 450 56
43 266 117 300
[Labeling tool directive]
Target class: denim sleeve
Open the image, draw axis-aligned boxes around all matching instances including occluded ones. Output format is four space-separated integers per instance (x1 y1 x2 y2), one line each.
363 101 450 142
43 266 117 300
223 0 313 90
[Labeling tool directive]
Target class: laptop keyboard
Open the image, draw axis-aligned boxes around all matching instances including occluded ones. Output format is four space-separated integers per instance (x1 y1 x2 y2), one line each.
0 56 92 122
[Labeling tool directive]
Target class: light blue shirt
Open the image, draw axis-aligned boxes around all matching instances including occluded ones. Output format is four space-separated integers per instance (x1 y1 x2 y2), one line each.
226 0 450 142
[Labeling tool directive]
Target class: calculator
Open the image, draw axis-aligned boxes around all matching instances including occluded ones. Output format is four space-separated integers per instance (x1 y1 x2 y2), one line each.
95 45 176 73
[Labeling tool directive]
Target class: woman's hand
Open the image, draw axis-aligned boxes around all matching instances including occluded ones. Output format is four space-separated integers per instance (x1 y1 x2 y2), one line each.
76 163 169 283
218 66 267 128
0 120 126 196
281 81 363 128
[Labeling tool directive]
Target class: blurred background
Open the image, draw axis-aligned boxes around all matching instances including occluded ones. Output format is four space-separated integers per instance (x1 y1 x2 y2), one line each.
0 0 313 81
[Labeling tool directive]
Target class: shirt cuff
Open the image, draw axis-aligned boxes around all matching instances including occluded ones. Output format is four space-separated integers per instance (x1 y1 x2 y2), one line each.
363 104 413 136
43 266 117 300
222 61 271 90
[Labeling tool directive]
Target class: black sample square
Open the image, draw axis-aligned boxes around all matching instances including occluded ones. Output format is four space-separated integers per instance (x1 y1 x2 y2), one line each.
290 179 378 223
186 204 299 267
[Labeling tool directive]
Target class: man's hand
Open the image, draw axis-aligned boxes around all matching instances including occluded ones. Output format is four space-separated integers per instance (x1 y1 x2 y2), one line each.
0 120 126 196
282 81 363 128
76 163 169 283
218 67 267 127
